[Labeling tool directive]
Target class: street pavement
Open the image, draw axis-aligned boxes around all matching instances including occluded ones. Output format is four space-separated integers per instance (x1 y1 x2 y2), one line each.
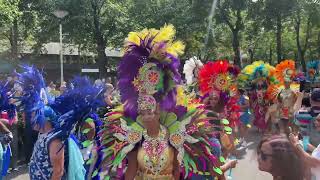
8 128 273 180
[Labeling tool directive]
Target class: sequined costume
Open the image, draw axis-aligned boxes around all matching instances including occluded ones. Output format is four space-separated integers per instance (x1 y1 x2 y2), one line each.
135 126 175 180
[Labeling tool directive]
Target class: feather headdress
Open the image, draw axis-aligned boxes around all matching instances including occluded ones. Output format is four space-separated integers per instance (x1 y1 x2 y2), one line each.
118 24 185 119
50 76 105 140
17 66 48 127
274 60 296 83
307 60 320 82
238 60 276 89
198 60 240 99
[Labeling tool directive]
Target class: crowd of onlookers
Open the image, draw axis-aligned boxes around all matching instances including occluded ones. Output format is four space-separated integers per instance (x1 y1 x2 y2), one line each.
256 90 320 180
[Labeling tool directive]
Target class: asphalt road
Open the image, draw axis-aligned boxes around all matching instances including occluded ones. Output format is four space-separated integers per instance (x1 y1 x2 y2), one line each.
8 128 274 180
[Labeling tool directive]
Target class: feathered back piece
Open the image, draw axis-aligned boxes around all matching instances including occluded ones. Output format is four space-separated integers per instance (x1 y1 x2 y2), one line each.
0 81 16 121
198 60 240 100
274 60 296 83
183 56 203 85
118 24 185 119
238 60 276 89
17 65 48 128
50 76 105 140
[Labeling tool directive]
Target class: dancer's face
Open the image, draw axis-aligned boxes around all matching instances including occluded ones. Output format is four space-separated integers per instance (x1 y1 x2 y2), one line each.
209 92 220 107
140 107 160 128
140 110 156 123
257 142 273 173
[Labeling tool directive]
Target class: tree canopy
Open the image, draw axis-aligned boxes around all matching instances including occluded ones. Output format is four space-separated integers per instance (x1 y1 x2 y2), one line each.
1 0 320 72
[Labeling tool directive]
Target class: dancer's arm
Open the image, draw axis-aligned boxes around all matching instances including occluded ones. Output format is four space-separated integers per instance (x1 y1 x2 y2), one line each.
293 91 304 113
220 159 237 172
173 150 180 180
125 150 138 180
0 120 11 134
49 139 65 180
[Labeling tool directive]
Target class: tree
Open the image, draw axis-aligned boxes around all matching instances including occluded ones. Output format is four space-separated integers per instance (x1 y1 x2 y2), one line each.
0 0 21 62
216 0 247 67
263 0 297 63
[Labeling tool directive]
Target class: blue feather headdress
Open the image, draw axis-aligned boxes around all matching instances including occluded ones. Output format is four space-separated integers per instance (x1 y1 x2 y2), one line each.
18 65 105 141
50 76 105 141
17 65 47 128
307 60 320 82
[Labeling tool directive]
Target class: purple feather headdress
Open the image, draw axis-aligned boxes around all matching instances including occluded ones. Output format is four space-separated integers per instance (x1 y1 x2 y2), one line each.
118 24 185 119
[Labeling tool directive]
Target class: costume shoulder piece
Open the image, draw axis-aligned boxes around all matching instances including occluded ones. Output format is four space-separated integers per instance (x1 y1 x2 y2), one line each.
99 102 231 179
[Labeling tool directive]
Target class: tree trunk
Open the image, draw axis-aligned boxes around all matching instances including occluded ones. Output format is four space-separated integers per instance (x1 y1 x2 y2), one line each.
232 30 241 67
318 31 320 58
10 18 19 62
295 11 311 73
269 43 272 65
91 0 107 78
276 13 282 63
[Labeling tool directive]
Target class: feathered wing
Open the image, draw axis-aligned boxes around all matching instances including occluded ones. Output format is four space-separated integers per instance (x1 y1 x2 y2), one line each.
164 104 231 178
95 105 143 179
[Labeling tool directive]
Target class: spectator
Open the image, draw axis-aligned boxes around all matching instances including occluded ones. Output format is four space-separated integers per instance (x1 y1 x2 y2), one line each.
257 135 305 180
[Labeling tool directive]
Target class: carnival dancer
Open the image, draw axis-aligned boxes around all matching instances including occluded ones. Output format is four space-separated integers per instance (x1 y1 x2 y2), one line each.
239 61 276 133
97 25 232 180
198 60 241 156
18 66 104 180
272 60 298 135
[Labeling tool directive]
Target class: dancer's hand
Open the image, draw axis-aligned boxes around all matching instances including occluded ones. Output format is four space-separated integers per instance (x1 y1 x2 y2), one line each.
289 133 299 146
228 159 238 169
221 159 238 172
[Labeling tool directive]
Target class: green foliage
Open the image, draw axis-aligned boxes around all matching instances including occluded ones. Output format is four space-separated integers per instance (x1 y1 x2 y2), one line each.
0 0 319 69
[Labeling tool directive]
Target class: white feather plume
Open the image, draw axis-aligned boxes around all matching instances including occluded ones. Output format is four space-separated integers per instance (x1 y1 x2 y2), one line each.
183 56 203 85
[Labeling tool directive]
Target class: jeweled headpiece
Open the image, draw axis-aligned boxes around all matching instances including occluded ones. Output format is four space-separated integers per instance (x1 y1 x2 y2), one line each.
118 24 185 119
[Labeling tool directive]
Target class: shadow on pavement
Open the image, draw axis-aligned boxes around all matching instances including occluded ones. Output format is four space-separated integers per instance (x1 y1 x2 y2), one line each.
4 164 29 180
